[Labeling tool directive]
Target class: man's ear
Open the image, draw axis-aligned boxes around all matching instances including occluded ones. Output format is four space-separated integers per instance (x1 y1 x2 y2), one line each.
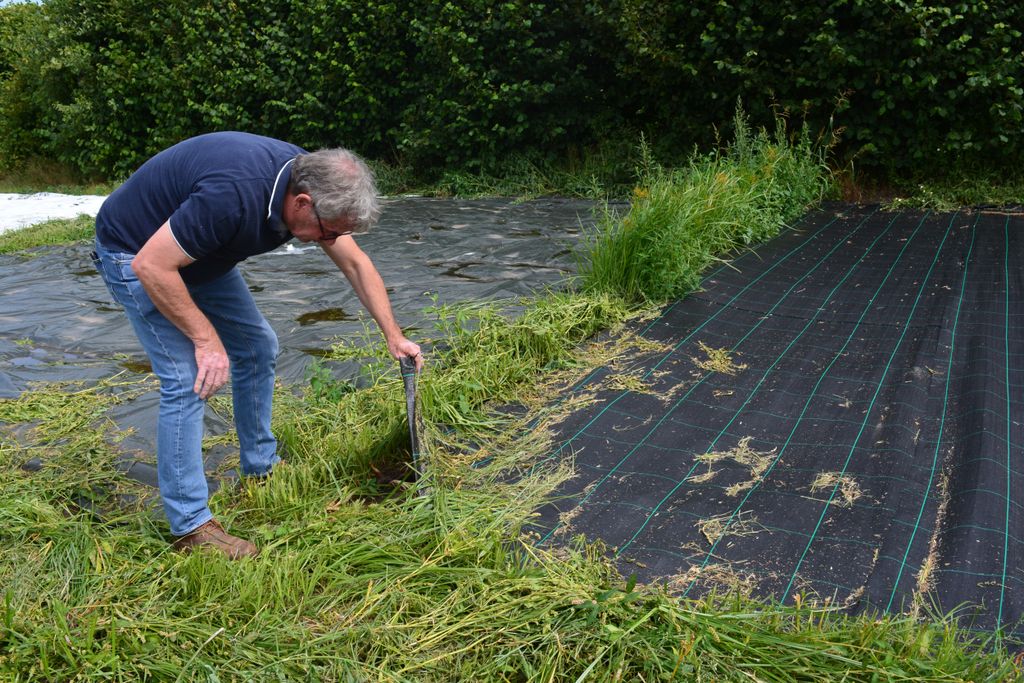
282 191 310 225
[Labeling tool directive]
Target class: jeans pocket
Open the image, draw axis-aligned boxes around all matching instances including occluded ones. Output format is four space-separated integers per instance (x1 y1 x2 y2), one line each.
103 252 137 283
117 260 138 282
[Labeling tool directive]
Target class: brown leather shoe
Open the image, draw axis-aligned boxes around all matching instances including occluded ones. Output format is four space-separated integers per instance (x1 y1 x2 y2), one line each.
172 519 259 559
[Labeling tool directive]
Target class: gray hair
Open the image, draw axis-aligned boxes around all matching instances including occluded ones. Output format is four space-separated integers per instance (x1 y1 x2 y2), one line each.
290 148 380 233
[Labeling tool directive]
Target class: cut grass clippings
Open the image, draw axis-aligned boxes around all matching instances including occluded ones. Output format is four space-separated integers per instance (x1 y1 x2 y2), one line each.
692 341 748 376
695 437 778 498
2 372 1016 680
809 471 865 508
2 113 1019 680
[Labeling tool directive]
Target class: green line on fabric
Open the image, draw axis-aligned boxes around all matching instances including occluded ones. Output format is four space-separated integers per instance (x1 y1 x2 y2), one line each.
999 214 1013 632
536 211 864 544
883 210 971 612
530 212 851 504
673 211 914 591
613 208 893 558
782 211 955 603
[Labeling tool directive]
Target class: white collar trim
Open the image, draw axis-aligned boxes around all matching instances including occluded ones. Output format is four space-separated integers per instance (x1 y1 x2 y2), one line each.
267 157 296 219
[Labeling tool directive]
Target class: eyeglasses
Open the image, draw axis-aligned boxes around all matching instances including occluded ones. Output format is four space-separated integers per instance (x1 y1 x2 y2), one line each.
312 203 353 240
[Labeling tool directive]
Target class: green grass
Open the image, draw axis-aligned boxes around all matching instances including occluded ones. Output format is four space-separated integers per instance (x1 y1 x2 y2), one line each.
830 161 1024 210
0 214 96 254
1 115 1020 680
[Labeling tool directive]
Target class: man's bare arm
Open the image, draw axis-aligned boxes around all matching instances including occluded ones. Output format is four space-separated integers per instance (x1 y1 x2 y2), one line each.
132 222 229 398
320 236 422 369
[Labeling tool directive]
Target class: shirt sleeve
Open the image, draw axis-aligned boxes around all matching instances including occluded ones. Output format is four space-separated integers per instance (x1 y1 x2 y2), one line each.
166 182 244 261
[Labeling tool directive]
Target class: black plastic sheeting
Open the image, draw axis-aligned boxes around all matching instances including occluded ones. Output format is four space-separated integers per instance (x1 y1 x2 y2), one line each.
532 203 1024 637
0 197 596 479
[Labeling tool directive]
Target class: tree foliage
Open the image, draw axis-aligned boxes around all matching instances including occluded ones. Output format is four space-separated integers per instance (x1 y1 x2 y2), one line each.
0 0 1020 179
596 0 1024 172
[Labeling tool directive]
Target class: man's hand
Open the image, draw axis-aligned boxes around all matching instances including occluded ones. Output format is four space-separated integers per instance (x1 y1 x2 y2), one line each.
389 336 423 372
193 336 230 399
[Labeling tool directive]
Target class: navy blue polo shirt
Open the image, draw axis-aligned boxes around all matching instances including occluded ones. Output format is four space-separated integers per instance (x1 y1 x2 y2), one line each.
95 131 306 284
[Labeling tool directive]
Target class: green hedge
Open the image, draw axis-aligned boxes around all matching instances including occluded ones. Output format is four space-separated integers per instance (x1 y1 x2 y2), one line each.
1 1 1021 179
0 2 50 170
0 0 605 177
591 0 1024 173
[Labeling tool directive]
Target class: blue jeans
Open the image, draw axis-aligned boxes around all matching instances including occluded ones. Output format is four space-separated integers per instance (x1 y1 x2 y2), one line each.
93 241 280 536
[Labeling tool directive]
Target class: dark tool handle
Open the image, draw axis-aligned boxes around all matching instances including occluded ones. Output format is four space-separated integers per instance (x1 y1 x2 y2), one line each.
399 356 423 484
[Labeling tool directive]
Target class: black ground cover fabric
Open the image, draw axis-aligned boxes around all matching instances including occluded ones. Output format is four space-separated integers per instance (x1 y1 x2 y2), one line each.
533 203 1024 637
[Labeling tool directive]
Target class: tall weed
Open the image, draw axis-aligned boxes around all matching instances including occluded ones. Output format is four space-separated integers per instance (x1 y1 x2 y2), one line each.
581 110 830 302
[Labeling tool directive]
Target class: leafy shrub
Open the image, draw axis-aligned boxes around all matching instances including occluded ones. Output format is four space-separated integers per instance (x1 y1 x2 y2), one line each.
591 0 1024 174
0 0 608 177
0 1 1021 179
0 2 53 171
